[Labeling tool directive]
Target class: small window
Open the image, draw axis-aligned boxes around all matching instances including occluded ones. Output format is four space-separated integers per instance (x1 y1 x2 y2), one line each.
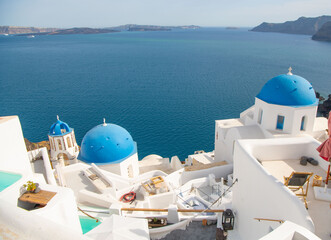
58 139 63 150
49 139 52 150
276 115 285 130
67 137 72 148
258 109 263 124
300 116 306 131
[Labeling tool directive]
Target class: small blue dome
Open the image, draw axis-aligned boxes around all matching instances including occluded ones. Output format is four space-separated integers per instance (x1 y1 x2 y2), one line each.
256 74 318 107
78 123 136 164
49 118 72 136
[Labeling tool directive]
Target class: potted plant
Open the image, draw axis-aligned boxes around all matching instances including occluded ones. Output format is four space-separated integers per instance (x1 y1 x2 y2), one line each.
21 181 40 194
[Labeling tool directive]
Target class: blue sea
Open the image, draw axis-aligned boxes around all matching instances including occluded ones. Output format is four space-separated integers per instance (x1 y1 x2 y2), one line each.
1 28 331 160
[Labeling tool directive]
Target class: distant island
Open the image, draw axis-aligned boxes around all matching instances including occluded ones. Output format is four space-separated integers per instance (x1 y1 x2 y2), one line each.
128 26 171 31
107 24 199 31
251 15 331 35
312 21 331 42
17 28 118 36
251 15 331 42
0 26 59 35
0 24 200 36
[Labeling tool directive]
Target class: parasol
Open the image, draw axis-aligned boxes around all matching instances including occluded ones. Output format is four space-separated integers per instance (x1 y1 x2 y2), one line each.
316 111 331 189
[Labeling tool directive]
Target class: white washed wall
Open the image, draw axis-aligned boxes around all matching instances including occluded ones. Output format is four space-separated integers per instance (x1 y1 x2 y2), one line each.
230 138 315 240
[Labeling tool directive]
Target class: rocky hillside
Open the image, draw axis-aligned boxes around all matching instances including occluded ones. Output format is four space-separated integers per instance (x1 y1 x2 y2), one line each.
312 21 331 42
24 138 50 152
317 93 331 118
0 26 59 34
251 15 331 35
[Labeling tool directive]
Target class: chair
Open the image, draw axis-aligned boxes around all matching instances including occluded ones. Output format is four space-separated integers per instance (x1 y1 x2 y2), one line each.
284 172 313 209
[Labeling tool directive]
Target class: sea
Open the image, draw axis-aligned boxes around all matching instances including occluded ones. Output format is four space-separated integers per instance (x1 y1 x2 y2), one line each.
1 28 331 160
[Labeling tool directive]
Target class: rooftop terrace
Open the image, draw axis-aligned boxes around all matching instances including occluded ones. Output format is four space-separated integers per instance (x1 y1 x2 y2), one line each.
261 159 330 240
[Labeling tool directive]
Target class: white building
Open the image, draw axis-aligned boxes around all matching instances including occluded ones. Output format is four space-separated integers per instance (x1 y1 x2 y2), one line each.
78 120 140 178
214 69 326 163
209 70 330 239
48 116 79 167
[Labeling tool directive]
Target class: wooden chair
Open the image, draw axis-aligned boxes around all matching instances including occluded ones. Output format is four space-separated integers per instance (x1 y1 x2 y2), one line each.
284 172 313 209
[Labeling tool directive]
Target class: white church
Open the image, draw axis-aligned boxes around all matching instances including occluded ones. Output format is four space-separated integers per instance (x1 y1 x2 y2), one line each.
213 68 326 164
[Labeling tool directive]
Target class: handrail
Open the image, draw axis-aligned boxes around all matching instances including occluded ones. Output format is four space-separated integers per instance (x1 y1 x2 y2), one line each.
121 208 224 213
78 207 100 222
254 218 284 223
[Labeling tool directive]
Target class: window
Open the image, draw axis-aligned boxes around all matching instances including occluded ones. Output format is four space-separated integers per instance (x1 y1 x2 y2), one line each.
258 109 263 124
276 115 285 130
300 116 306 131
67 137 72 148
58 139 63 150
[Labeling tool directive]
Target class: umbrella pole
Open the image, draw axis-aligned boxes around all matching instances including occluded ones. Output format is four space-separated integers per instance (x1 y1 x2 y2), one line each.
325 159 330 193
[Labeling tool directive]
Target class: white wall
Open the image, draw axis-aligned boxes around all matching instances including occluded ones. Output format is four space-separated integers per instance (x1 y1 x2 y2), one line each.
149 192 176 209
27 147 57 185
170 156 184 171
100 153 139 178
0 116 33 176
230 138 315 240
254 98 317 135
180 164 233 185
0 198 90 240
0 174 84 238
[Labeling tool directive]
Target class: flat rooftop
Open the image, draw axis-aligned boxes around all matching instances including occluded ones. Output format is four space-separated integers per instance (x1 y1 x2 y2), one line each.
261 159 331 240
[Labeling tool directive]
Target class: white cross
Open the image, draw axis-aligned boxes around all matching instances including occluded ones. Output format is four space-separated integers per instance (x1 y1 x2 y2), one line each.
288 67 293 75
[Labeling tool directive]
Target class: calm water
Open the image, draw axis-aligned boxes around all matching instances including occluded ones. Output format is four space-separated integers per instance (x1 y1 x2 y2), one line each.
0 171 22 192
79 216 101 234
1 28 331 160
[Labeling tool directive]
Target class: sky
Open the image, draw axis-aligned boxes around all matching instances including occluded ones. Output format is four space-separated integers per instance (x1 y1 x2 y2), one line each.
0 0 330 28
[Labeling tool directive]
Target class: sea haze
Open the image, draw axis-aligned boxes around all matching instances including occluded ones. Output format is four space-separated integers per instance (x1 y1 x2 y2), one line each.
1 28 331 160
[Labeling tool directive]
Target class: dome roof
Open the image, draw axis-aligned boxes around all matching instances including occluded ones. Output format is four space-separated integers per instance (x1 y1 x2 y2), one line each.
49 117 72 136
256 74 318 107
78 123 136 164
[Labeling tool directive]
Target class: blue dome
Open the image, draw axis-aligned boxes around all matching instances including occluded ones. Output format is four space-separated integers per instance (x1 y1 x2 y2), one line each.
256 74 318 107
78 123 136 164
49 119 72 136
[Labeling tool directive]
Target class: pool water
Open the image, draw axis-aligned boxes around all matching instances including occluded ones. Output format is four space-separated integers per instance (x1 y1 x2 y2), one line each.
79 216 101 234
0 171 22 192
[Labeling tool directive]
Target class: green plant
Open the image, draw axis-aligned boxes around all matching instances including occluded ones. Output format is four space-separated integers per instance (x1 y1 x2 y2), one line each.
23 181 37 192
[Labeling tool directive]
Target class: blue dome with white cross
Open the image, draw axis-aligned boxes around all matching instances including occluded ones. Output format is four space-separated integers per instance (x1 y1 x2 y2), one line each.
256 73 318 107
49 117 72 136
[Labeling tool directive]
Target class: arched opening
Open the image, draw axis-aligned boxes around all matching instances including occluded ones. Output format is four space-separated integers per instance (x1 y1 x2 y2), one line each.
57 153 70 166
49 139 53 150
258 109 263 124
276 115 285 130
67 136 72 148
57 139 63 150
300 116 307 131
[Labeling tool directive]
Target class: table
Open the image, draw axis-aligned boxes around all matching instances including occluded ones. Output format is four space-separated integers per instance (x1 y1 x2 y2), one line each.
19 190 56 207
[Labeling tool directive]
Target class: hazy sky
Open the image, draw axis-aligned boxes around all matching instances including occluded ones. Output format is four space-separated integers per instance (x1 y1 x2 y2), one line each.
0 0 330 28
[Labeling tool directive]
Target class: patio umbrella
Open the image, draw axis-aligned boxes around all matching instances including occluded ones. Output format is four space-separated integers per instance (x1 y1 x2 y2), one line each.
316 111 331 188
85 214 149 240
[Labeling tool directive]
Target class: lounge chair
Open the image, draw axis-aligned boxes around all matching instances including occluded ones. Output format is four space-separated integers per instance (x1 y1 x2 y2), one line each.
284 172 313 209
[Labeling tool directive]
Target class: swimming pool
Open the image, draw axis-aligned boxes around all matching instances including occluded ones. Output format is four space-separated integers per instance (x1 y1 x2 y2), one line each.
79 216 101 234
0 171 22 192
